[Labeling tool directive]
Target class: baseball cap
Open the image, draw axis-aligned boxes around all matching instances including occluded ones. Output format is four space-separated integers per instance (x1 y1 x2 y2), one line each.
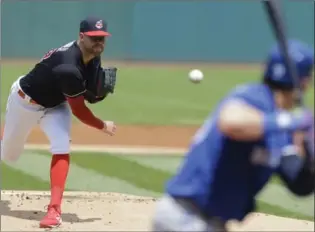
80 16 111 37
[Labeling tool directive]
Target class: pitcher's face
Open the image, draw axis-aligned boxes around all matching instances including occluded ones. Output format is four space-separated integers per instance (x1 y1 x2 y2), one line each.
80 33 105 56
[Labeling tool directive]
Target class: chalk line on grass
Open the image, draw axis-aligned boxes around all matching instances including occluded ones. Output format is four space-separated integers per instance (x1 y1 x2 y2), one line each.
25 144 186 155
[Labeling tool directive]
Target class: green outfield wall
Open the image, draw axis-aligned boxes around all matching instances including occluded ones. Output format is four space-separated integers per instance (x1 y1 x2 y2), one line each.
1 0 313 62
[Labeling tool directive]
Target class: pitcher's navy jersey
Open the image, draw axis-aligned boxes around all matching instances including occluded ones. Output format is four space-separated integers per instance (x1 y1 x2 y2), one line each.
20 41 101 108
166 83 291 221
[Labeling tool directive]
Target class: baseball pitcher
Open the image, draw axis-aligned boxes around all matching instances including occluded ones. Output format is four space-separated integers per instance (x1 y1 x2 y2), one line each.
151 39 314 231
1 16 117 228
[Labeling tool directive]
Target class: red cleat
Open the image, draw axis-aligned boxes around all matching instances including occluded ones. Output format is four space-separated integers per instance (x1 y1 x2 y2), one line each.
39 205 62 228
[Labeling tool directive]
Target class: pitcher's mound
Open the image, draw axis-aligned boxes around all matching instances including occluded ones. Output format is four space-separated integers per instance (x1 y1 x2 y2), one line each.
1 190 313 231
1 190 157 231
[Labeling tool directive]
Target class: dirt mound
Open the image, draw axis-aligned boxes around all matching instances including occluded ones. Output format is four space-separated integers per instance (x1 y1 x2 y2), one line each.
1 190 157 231
1 190 313 231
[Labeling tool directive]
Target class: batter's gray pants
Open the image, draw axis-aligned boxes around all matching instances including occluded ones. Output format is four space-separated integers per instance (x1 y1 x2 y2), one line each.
151 195 227 232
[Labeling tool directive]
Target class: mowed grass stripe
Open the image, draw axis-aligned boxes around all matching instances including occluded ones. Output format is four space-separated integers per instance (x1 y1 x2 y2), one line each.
257 183 314 217
5 151 159 197
68 152 314 220
94 153 288 186
84 152 313 218
48 151 173 193
257 201 314 221
1 163 49 190
117 154 315 217
122 155 183 173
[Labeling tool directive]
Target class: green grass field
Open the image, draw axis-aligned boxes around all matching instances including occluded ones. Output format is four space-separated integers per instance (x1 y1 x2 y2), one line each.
1 62 314 222
1 62 313 125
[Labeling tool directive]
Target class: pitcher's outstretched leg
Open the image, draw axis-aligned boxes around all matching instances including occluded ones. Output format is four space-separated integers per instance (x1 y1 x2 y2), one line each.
40 154 70 228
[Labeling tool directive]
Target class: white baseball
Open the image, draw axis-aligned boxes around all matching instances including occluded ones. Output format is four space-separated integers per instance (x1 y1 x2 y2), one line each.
188 69 203 83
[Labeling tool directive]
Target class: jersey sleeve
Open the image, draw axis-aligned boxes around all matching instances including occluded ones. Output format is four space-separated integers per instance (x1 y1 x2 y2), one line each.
224 84 273 112
53 64 86 97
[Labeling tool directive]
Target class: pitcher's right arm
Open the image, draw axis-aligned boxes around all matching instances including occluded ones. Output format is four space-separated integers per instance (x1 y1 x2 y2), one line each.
53 64 116 136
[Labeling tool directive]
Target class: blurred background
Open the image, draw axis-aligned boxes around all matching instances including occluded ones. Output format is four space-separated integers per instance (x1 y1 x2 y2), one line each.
1 0 313 62
1 0 314 223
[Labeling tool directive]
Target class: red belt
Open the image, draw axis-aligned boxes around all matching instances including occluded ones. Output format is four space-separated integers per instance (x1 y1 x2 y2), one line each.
18 89 38 105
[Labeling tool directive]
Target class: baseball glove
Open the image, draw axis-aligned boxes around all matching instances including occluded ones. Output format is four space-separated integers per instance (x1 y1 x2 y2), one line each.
84 66 117 104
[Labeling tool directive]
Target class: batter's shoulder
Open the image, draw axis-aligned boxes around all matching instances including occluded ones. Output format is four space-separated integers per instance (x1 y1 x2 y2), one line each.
228 83 274 111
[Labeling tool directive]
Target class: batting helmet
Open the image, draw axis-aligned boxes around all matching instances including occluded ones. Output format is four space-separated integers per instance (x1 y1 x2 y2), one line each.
263 39 314 88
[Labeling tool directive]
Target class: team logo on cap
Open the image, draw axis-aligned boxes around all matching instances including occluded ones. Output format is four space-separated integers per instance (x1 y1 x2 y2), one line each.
272 64 285 79
95 20 103 29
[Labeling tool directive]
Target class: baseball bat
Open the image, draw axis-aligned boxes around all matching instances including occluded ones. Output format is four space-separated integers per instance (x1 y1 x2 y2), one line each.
263 0 302 106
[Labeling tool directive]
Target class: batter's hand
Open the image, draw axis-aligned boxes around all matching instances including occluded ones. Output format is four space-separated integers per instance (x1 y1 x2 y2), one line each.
102 121 116 136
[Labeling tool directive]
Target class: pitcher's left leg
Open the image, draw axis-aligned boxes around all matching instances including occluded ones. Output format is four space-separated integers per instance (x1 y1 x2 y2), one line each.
38 102 72 228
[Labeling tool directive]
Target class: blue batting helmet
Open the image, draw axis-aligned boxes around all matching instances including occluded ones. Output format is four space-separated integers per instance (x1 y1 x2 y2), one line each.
263 39 314 88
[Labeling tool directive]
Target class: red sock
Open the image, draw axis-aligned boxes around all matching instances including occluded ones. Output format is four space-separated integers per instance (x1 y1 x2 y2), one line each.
49 154 70 208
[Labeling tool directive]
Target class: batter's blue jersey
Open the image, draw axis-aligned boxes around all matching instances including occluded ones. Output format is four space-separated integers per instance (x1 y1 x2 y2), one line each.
166 83 291 222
